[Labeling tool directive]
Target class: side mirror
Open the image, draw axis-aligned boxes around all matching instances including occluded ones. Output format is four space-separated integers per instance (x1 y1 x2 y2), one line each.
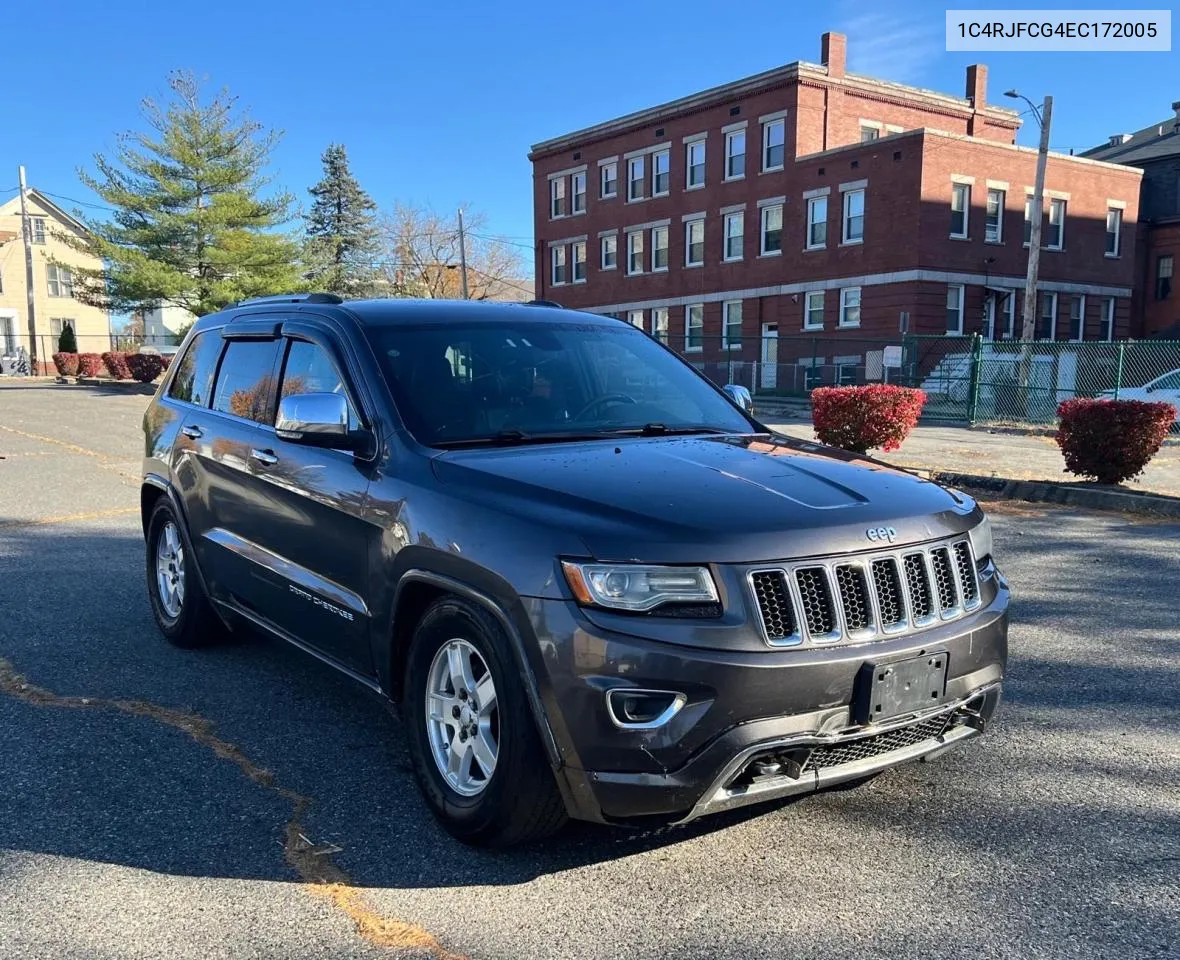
276 392 366 451
723 383 753 413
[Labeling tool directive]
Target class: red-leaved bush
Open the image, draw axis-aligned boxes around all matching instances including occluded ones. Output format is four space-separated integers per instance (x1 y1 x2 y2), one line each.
811 385 927 454
101 351 132 380
52 352 80 376
159 353 172 370
1055 398 1176 484
77 353 104 377
126 353 165 383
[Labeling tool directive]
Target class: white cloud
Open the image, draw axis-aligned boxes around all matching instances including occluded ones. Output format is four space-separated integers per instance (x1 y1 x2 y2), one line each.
836 10 945 84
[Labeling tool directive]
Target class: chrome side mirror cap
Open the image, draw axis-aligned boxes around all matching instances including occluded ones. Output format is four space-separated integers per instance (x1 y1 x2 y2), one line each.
722 383 753 413
275 392 361 449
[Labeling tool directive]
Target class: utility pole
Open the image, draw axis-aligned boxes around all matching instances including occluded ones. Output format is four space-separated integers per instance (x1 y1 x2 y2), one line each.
1007 93 1053 340
18 166 38 369
457 207 470 299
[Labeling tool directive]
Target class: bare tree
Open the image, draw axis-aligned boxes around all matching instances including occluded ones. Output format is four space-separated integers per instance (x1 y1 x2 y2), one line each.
377 204 531 301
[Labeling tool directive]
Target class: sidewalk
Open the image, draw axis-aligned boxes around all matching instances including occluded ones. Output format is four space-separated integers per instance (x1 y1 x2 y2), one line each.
765 420 1180 499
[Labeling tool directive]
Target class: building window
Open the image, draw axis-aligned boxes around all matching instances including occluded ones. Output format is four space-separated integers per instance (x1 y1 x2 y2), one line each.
723 301 743 350
32 217 46 244
1038 291 1058 339
550 178 567 218
807 197 827 249
651 225 669 271
627 230 644 274
628 157 645 201
804 291 824 330
652 307 669 343
685 303 704 352
601 162 618 198
725 130 746 180
723 211 744 261
1068 294 1085 341
686 140 705 189
572 172 586 214
652 149 670 196
985 189 1004 243
839 287 861 328
49 318 74 338
601 235 617 269
1047 198 1066 249
760 203 782 255
763 118 785 172
572 241 587 282
550 246 567 285
1100 297 1116 341
842 189 864 244
685 218 705 266
946 284 965 334
1105 208 1122 257
628 309 645 330
996 293 1016 339
1023 196 1036 246
46 264 74 298
1156 255 1174 299
950 183 970 239
860 125 880 143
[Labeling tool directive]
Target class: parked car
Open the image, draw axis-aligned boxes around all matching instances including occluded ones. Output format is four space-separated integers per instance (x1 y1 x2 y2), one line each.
1098 367 1180 406
140 294 1009 846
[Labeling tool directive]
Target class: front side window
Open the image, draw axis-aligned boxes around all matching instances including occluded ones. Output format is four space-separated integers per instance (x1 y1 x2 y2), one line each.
550 177 567 218
950 183 970 239
601 162 618 198
685 218 705 266
807 197 828 249
652 149 670 196
551 245 567 285
1047 198 1066 249
1038 292 1058 339
1100 298 1116 341
763 118 785 171
212 339 281 424
723 211 744 261
46 264 74 298
725 130 746 179
986 189 1005 243
839 287 861 328
628 157 645 201
652 307 669 343
168 331 223 406
804 291 824 330
760 204 783 255
651 225 669 271
572 172 587 214
1106 208 1122 256
946 284 965 334
1156 255 1174 299
601 234 617 269
723 301 742 350
280 340 359 430
627 231 644 274
686 140 705 188
572 241 587 282
685 304 704 352
1068 295 1085 341
842 189 865 244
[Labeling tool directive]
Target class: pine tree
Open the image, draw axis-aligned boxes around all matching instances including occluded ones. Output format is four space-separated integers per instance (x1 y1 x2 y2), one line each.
304 144 380 297
57 322 77 354
68 72 304 319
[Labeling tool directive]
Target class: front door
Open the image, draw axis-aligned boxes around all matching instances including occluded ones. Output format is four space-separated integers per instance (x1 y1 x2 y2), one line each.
760 323 778 390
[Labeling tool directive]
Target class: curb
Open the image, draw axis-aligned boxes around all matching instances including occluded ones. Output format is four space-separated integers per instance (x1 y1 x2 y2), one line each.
75 377 158 393
927 470 1180 519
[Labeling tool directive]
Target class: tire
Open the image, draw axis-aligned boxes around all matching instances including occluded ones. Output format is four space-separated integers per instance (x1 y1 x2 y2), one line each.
145 497 226 649
403 596 567 847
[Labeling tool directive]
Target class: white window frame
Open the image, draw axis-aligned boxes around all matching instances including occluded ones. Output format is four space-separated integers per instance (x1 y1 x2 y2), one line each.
841 189 864 245
946 284 965 335
1100 297 1116 341
572 241 587 283
762 118 785 172
724 130 746 181
990 292 1016 340
1105 207 1122 257
806 196 827 250
760 203 783 257
723 300 743 351
651 149 670 197
627 309 645 330
985 188 1004 243
627 157 645 202
550 178 567 219
685 217 705 267
600 162 618 199
685 303 704 353
651 225 669 272
626 230 644 275
1039 291 1058 339
572 172 586 214
1068 294 1085 342
860 122 882 143
600 234 617 270
803 291 824 331
839 287 861 328
686 139 706 190
31 217 47 244
550 245 567 285
652 307 669 343
1047 198 1066 250
950 183 970 239
1023 196 1035 247
723 211 744 262
46 264 74 298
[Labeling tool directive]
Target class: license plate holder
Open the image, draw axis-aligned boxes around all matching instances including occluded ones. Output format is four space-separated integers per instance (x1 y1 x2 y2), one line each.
856 652 948 725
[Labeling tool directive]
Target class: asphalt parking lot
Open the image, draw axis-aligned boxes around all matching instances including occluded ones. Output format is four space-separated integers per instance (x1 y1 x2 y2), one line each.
1 380 1178 960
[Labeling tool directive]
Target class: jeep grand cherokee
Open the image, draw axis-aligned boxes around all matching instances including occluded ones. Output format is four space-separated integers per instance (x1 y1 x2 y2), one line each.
140 294 1008 846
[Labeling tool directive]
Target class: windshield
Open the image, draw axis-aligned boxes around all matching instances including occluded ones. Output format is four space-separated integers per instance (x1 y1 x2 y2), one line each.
366 318 755 446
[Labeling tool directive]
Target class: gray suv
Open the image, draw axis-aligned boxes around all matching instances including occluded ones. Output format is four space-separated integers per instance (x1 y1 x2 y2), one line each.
140 294 1008 846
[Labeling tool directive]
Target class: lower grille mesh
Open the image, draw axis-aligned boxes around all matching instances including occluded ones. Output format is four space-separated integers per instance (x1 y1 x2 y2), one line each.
801 714 952 772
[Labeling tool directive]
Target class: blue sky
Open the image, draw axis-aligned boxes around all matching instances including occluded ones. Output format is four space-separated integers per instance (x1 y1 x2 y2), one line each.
3 0 1175 249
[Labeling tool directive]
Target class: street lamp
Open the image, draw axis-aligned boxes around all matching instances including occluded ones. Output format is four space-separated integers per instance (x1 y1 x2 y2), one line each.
1005 89 1054 341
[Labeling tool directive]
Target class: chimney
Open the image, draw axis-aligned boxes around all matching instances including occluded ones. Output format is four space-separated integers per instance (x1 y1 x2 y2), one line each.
965 64 987 109
1173 100 1180 119
821 32 846 79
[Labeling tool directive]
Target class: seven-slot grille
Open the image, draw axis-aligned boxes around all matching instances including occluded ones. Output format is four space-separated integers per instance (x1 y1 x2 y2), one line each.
749 537 983 647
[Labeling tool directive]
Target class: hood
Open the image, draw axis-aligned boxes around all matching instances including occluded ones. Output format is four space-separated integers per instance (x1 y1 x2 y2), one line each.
431 434 979 564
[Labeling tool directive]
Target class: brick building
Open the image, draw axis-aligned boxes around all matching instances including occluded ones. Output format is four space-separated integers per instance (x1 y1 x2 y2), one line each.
529 33 1143 383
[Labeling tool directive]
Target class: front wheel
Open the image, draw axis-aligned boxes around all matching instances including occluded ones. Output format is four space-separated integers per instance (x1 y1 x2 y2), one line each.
403 597 566 846
145 497 226 648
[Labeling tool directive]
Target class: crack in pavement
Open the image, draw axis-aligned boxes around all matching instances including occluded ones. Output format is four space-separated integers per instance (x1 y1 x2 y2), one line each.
0 425 139 484
0 656 467 960
0 507 140 530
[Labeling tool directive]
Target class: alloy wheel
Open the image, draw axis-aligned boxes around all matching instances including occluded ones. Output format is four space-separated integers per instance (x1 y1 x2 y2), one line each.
425 638 499 797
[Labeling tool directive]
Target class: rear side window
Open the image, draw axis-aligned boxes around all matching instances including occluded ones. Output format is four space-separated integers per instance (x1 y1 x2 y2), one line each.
211 340 281 424
168 332 223 406
280 339 359 429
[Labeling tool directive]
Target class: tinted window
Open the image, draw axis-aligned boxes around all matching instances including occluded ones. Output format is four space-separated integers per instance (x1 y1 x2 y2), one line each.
280 339 359 429
211 340 280 424
168 332 223 406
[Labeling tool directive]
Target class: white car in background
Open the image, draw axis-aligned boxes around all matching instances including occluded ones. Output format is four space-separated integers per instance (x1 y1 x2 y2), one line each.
1099 368 1180 407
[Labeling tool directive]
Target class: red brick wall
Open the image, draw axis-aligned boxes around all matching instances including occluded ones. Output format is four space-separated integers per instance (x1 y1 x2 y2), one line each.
1141 221 1180 336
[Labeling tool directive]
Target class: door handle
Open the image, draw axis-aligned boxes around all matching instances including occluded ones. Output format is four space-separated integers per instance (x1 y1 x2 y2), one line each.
181 424 203 439
250 448 279 466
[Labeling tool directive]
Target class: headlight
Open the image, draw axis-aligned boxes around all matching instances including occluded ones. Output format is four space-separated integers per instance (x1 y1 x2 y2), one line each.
968 514 993 562
561 561 718 612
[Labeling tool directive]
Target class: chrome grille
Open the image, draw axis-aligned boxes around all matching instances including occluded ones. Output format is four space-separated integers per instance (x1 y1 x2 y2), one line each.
749 536 982 647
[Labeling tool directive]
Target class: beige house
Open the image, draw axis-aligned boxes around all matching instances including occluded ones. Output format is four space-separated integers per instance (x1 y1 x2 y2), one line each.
0 190 110 368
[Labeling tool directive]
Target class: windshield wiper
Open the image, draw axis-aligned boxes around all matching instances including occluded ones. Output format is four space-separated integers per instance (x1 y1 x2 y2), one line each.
433 429 616 449
603 423 735 437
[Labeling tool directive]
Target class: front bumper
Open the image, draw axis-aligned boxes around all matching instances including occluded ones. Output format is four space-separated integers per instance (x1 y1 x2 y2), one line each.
524 577 1008 826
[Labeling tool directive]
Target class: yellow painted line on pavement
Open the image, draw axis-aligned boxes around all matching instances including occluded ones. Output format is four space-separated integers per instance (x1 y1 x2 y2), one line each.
0 423 113 461
0 507 140 530
0 656 467 959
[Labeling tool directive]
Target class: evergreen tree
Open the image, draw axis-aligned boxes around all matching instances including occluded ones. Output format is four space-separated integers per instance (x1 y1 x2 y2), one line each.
304 144 380 297
57 323 77 354
68 71 304 319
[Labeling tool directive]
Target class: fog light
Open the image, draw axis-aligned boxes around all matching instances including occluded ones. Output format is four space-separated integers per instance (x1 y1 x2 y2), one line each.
605 688 687 730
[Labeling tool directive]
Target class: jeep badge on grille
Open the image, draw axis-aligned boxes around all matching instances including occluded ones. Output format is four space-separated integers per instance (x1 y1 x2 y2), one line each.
866 526 898 543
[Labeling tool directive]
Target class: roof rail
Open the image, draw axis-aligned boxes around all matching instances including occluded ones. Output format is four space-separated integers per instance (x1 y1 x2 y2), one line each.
524 299 563 308
234 293 344 307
